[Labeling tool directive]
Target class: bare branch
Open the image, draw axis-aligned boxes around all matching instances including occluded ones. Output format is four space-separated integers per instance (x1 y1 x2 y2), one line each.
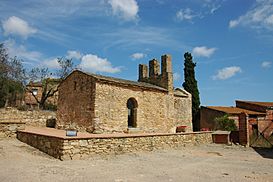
25 87 41 104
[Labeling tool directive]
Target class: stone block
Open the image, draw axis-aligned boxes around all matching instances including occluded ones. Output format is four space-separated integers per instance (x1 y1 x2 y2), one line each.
79 140 88 146
70 141 79 146
71 154 81 160
45 141 51 148
61 145 73 150
60 155 71 161
72 148 81 154
8 125 17 131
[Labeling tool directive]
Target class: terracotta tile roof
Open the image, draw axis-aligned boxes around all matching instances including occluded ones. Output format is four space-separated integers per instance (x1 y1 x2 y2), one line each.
26 81 42 87
236 100 273 107
206 106 265 116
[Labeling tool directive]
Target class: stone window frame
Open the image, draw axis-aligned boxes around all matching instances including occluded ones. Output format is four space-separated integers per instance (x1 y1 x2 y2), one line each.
127 97 138 128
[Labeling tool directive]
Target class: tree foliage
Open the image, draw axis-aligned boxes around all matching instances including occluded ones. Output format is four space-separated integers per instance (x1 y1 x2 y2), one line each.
26 57 74 109
56 57 74 79
0 43 9 78
182 52 201 131
214 115 237 131
0 43 25 107
0 43 75 109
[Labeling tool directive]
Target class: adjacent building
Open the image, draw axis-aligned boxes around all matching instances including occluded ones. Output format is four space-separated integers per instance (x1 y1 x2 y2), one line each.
24 82 43 108
24 79 59 108
200 100 273 147
200 106 265 130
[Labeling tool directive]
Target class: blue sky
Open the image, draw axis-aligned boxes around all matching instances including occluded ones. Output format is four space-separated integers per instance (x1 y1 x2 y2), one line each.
0 0 272 106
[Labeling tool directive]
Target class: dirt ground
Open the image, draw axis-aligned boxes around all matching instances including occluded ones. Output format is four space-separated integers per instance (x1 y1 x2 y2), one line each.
0 138 273 182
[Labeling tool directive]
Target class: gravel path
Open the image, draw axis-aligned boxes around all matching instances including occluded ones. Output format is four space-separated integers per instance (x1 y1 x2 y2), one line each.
0 138 273 182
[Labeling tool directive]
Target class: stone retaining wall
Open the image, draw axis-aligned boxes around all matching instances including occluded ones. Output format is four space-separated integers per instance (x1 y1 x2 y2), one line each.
17 132 63 158
17 131 212 160
0 107 56 127
0 122 25 138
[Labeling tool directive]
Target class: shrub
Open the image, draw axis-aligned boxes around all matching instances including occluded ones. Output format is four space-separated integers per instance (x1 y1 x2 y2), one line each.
43 103 57 111
17 104 28 111
214 115 237 131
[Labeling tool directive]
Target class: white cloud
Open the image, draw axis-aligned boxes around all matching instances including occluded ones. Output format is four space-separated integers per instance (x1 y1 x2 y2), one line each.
176 1 224 22
192 46 217 58
209 4 221 14
131 53 146 60
79 54 121 73
0 1 107 20
66 50 82 60
4 39 41 62
261 61 272 68
108 0 139 21
229 20 239 28
229 0 273 31
173 72 181 81
43 58 60 69
213 66 242 80
2 16 37 38
203 0 223 14
102 26 187 50
176 8 197 21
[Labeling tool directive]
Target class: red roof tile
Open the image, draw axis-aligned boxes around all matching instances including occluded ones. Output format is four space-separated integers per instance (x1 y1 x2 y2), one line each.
206 106 265 116
236 100 273 107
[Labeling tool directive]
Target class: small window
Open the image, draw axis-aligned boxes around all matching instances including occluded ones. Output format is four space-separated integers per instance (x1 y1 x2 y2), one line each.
32 88 38 96
74 81 77 90
127 98 138 128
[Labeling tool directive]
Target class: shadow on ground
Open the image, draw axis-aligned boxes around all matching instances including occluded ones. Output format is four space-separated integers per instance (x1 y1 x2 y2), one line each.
253 147 273 159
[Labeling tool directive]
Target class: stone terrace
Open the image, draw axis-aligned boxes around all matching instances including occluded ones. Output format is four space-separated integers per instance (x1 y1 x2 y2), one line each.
17 126 212 160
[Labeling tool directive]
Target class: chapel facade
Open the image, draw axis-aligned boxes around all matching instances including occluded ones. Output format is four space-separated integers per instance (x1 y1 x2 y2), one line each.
57 54 192 133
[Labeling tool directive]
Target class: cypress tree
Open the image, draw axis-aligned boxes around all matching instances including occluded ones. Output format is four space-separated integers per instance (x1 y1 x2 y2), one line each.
182 52 200 131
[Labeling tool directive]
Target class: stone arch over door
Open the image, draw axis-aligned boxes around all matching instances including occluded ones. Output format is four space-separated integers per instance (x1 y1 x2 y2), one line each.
127 98 138 128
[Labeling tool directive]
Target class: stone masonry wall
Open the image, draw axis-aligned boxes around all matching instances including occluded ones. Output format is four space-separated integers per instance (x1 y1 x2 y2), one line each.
57 71 96 132
57 71 192 133
17 131 212 160
17 132 64 159
139 55 173 92
61 132 212 160
174 96 192 130
0 107 56 127
95 82 192 133
239 113 249 146
24 85 43 105
0 122 25 137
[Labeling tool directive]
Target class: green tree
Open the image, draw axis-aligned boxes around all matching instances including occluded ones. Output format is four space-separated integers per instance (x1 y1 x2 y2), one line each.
182 52 201 131
214 115 237 131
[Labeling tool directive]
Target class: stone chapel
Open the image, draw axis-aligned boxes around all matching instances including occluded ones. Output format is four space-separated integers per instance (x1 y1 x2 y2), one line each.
57 54 192 133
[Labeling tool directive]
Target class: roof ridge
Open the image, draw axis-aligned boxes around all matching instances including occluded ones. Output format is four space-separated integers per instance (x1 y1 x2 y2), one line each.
75 70 168 92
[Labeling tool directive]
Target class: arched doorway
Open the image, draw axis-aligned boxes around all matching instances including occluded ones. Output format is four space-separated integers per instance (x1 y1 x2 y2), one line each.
127 98 138 128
